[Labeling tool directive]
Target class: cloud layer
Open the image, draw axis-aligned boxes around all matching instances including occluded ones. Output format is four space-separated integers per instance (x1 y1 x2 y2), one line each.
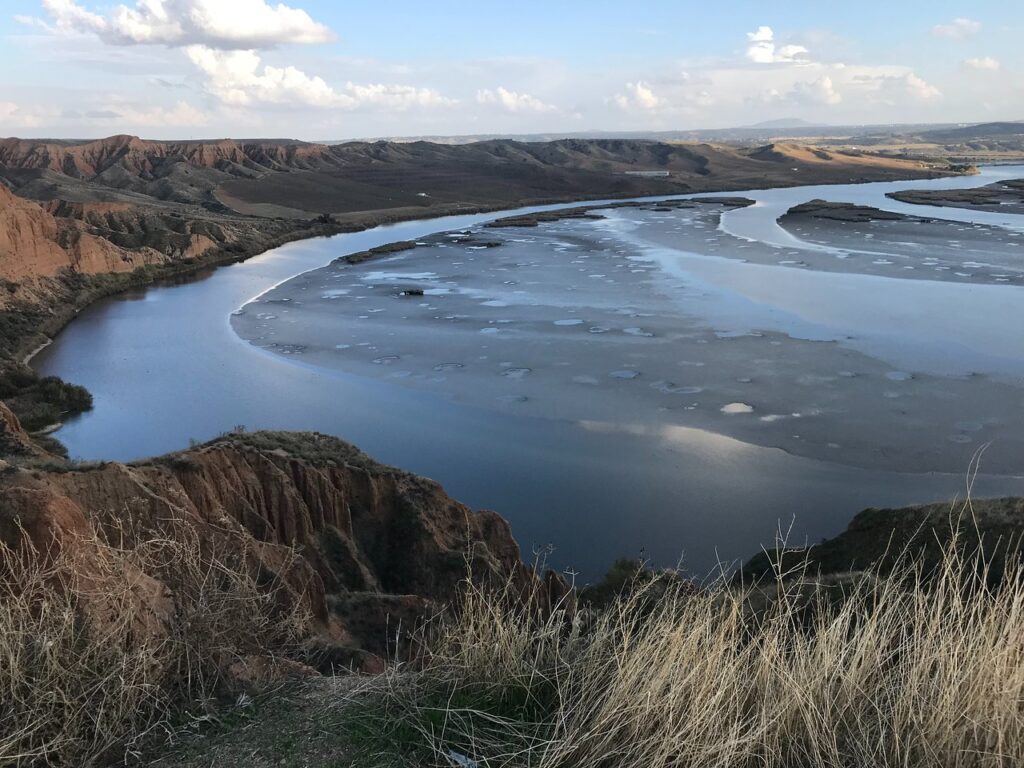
614 81 662 110
476 87 555 113
31 0 458 114
185 46 454 109
39 0 333 49
6 6 1012 139
963 56 1001 71
932 18 981 40
746 26 810 64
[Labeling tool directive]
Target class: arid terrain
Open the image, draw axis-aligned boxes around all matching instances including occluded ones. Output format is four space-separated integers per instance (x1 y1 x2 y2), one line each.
2 402 1021 767
784 120 1024 166
0 134 956 455
0 136 948 322
0 408 557 664
3 128 1023 767
3 0 1024 758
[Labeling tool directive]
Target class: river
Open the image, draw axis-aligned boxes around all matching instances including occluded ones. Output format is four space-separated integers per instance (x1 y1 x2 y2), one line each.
35 166 1024 578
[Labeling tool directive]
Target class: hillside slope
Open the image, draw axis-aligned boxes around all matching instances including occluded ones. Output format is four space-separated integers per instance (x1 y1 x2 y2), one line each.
0 134 953 309
1 134 949 220
0 426 559 662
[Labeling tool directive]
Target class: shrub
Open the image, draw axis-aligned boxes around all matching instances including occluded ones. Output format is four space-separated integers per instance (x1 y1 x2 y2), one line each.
0 512 312 766
349 507 1024 768
0 543 165 766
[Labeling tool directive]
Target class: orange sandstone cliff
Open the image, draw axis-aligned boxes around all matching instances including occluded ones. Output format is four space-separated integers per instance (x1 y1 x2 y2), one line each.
0 427 561 666
0 183 182 286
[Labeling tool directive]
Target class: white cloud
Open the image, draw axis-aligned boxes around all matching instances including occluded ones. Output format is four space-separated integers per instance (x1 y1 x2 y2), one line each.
343 82 457 111
692 89 715 107
24 2 454 120
746 26 810 64
0 101 57 128
37 0 333 49
614 81 662 110
932 18 981 40
185 46 455 110
185 46 336 105
13 13 53 29
0 98 207 131
476 87 556 113
102 100 210 126
791 75 842 105
963 56 1001 71
0 102 25 125
900 72 943 101
38 0 107 33
862 71 942 103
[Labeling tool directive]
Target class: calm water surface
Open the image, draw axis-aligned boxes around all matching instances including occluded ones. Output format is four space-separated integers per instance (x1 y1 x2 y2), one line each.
36 169 1024 578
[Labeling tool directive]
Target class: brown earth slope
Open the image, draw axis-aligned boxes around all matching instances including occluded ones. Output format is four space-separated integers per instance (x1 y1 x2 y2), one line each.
0 183 136 282
0 426 559 664
0 134 951 226
0 134 956 325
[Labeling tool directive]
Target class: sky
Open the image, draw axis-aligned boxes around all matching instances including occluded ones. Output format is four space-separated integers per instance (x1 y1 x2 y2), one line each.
0 1 1022 141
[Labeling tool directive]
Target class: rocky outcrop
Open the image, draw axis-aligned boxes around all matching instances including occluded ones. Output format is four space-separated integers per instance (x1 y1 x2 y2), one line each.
0 400 43 457
888 178 1024 214
0 182 242 290
782 199 909 223
0 136 347 321
0 183 144 284
740 497 1024 584
0 431 553 663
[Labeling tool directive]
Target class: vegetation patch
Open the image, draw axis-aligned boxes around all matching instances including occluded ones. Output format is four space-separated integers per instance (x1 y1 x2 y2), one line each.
0 513 312 766
0 365 93 433
344 512 1024 767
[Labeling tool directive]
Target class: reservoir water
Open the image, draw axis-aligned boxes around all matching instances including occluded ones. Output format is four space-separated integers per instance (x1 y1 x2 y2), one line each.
35 167 1024 578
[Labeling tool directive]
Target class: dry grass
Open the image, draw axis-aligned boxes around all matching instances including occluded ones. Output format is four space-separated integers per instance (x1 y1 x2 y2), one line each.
5 496 1024 768
0 512 312 767
350 513 1024 768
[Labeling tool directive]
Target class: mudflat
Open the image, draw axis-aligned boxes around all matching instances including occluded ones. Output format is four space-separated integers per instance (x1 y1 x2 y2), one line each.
888 178 1024 215
232 183 1024 476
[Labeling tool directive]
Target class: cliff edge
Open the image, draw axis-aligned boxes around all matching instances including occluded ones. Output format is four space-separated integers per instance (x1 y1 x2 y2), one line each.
0 430 562 667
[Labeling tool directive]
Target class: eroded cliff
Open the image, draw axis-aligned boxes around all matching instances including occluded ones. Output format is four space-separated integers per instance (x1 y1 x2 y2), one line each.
0 430 556 665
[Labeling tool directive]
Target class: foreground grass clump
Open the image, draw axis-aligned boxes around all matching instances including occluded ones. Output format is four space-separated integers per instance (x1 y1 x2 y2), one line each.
0 517 311 766
349 523 1024 767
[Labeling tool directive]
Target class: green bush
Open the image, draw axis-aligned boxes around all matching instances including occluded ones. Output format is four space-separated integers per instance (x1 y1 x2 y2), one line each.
1 367 93 433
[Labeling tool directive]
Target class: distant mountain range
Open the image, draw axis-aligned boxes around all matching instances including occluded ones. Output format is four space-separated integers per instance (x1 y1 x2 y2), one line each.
916 121 1024 142
336 120 1022 147
741 118 828 129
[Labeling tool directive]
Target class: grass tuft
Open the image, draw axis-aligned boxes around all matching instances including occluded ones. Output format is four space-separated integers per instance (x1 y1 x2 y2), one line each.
0 512 312 766
344 503 1024 768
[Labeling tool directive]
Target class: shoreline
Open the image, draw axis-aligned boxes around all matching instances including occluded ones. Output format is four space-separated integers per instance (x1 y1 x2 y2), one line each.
3 163 968 462
15 167 961 370
231 178 1024 477
23 166 1024 577
21 338 52 367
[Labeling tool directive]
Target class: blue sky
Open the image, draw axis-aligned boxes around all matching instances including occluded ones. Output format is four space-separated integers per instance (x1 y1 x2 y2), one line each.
1 1 1021 140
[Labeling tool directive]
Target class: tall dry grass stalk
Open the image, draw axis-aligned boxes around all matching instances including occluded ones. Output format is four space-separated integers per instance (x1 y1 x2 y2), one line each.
362 524 1024 768
0 541 166 766
0 511 312 766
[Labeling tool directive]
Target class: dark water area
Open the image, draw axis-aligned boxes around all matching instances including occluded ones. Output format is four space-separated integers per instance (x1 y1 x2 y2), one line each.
35 170 1024 579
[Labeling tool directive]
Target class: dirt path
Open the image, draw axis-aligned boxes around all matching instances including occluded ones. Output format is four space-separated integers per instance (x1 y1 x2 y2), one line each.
146 678 370 768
